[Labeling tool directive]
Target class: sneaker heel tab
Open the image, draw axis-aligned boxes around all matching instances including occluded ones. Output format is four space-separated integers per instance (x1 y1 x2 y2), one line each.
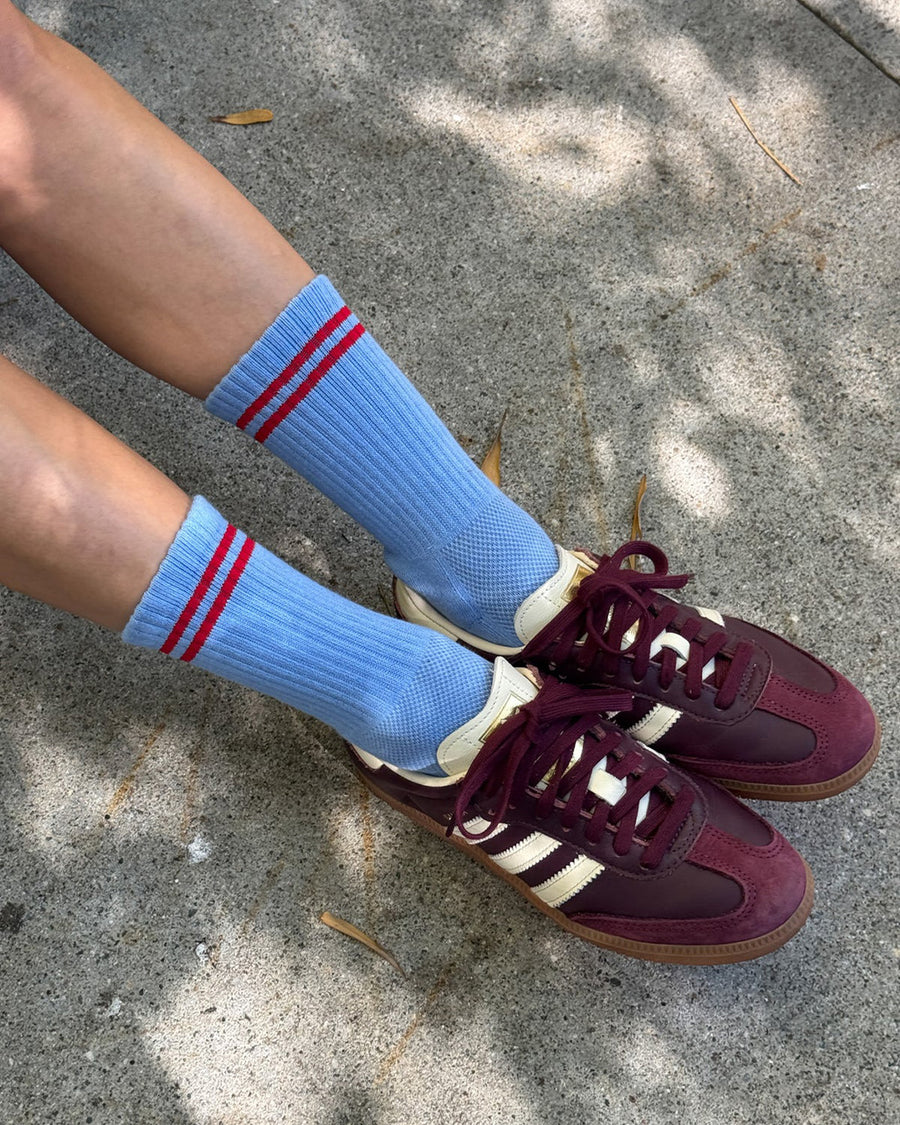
513 546 595 644
436 658 537 775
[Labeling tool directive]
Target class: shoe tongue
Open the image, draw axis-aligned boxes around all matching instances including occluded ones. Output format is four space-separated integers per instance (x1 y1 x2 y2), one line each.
514 547 597 643
520 550 729 691
438 658 659 833
436 658 538 775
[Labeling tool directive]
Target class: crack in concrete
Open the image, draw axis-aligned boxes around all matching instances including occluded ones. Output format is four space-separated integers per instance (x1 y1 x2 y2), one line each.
658 207 803 320
240 859 287 935
105 716 168 818
794 0 900 86
375 965 452 1084
359 785 377 931
180 691 212 845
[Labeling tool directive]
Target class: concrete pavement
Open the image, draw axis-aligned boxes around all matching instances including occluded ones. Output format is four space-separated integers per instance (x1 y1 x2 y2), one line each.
1 1 898 1122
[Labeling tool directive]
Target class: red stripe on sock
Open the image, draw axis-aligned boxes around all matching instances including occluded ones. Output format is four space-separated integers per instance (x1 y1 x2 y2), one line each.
160 524 237 655
254 322 365 445
235 306 351 432
180 536 256 663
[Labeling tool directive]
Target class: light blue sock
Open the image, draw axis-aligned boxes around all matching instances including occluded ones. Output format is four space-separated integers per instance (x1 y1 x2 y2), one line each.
206 276 558 646
123 497 493 773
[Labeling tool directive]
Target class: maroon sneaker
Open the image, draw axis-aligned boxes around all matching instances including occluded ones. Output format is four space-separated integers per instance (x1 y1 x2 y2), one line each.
394 540 880 801
350 659 813 964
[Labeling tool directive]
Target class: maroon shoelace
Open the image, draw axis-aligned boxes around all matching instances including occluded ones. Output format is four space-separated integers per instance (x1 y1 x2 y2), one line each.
521 540 755 710
452 677 695 870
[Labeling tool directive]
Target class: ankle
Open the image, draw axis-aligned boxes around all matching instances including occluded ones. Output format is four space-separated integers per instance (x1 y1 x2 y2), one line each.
355 634 493 771
388 492 559 648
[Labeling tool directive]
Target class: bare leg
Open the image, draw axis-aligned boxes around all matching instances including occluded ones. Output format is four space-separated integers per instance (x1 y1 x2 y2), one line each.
0 353 493 775
0 0 566 661
0 1 314 396
0 354 189 628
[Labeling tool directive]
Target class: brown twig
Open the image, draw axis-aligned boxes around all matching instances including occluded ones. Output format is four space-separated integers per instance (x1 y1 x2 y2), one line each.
320 912 406 976
729 98 802 186
627 474 648 570
479 408 508 487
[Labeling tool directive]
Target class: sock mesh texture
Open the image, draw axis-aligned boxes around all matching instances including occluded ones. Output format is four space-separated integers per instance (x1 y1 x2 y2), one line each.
386 491 559 645
123 497 492 771
206 276 559 645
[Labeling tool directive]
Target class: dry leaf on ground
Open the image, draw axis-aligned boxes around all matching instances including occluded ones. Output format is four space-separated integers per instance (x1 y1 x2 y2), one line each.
627 474 648 570
208 108 273 126
480 409 508 487
320 911 406 976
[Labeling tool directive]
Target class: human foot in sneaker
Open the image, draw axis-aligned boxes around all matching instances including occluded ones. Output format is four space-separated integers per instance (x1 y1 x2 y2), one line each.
350 659 813 964
394 540 880 801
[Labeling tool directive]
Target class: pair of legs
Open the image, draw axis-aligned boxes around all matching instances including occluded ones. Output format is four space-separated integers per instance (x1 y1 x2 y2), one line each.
4 4 880 963
0 0 310 627
1 1 558 771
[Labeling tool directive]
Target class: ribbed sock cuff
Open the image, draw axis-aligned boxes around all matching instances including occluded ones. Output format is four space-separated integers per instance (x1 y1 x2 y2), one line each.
205 276 344 430
123 496 227 650
122 496 493 772
204 276 559 646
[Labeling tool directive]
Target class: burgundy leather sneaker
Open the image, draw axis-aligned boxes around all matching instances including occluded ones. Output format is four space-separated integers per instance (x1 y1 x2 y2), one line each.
394 540 880 802
350 659 813 964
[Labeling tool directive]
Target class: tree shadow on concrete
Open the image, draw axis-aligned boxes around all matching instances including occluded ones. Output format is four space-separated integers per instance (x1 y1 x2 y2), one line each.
2 0 898 1121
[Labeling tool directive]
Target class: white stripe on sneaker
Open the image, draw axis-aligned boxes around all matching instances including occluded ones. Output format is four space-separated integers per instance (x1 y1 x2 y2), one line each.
697 605 725 626
626 703 682 746
458 816 508 842
492 832 562 876
532 855 604 908
457 818 605 908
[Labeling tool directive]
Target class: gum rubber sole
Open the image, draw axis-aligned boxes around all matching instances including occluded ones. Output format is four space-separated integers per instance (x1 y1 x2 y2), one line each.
703 719 882 803
356 766 815 966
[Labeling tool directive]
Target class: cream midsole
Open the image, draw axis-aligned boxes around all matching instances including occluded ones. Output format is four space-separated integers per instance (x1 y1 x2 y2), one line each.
393 578 524 656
